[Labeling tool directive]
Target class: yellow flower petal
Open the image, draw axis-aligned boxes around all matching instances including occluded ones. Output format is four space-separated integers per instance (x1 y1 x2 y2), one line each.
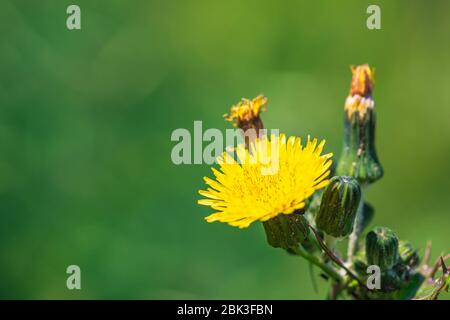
198 134 332 228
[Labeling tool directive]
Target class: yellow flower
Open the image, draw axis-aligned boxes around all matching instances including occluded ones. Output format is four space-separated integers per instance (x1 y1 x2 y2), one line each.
198 134 332 228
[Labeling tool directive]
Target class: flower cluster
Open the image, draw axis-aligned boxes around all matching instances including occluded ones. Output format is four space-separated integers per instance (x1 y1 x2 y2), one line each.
197 65 449 300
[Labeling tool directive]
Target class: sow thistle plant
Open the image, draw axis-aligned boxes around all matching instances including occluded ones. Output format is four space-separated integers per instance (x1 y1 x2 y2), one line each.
198 65 449 300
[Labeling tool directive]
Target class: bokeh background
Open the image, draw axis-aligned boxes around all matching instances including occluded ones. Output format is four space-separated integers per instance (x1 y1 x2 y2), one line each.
0 0 449 299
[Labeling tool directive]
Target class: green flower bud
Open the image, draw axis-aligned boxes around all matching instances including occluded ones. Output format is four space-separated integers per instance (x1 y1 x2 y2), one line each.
366 226 399 270
263 212 308 249
337 65 383 185
315 176 361 238
398 240 420 268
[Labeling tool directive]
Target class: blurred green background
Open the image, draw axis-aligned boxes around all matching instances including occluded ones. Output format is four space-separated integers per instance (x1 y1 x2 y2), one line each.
0 0 449 299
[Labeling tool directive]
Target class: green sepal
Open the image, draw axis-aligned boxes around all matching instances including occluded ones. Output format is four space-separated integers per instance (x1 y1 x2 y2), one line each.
337 109 383 185
263 213 309 249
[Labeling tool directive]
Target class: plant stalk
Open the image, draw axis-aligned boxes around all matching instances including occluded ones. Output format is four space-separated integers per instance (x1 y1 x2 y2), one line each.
309 225 367 289
347 194 365 264
290 246 343 284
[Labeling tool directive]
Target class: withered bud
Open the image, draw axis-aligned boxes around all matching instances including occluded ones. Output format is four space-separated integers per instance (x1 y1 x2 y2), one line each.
350 64 375 97
345 65 375 120
338 64 383 185
224 95 267 134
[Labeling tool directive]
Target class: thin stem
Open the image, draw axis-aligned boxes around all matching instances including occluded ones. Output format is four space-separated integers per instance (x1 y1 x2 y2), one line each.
291 245 343 284
309 225 368 289
428 254 450 280
420 240 433 276
422 240 433 267
347 194 364 263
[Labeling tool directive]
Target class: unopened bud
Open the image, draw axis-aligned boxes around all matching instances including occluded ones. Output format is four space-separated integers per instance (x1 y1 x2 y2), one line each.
398 240 420 268
315 176 361 238
337 65 383 185
366 226 399 270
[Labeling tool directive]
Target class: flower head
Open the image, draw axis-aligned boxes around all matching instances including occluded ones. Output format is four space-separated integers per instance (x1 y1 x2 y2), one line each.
338 64 383 185
346 64 375 119
198 134 332 228
224 95 267 132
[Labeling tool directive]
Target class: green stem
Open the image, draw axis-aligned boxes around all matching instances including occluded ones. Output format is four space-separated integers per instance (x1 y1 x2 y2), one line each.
291 245 343 284
347 194 364 263
309 225 367 289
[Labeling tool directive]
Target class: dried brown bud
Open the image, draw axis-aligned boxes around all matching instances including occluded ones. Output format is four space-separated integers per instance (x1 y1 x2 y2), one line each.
350 64 374 97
